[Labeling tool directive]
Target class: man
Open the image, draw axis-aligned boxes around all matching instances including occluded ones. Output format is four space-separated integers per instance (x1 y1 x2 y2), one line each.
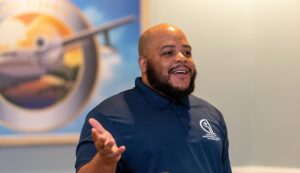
75 23 232 173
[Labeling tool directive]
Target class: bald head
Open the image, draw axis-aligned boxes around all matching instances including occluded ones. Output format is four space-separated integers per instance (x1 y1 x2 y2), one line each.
138 23 188 57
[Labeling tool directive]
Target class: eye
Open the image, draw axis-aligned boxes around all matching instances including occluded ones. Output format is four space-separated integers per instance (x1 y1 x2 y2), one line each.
183 50 192 57
161 50 174 56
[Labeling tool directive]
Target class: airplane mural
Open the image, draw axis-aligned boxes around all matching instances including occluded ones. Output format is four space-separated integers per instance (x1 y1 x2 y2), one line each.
0 0 140 135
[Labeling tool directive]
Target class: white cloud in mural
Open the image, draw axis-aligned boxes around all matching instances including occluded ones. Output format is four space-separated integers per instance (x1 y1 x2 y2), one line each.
87 45 122 104
82 6 105 25
110 27 126 45
0 19 26 46
99 46 122 82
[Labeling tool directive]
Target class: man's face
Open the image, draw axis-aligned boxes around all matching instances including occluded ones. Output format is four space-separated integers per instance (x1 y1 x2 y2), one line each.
143 27 196 98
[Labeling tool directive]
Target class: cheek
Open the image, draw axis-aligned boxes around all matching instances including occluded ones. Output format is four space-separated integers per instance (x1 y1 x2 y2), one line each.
156 61 172 76
188 59 196 69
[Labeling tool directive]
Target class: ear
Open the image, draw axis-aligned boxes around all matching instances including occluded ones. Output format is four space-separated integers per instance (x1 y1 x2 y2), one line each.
138 56 147 73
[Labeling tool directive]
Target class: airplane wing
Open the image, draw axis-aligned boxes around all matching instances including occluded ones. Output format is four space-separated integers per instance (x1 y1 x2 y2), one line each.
62 15 135 47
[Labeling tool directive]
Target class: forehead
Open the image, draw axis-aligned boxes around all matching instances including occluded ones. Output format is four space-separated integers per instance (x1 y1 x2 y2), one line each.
157 30 188 44
148 28 190 49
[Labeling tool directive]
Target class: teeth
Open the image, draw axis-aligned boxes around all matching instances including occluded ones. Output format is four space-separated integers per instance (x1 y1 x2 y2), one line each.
173 70 188 74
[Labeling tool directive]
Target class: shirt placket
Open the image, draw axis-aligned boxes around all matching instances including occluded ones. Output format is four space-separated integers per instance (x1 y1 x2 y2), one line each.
170 103 190 134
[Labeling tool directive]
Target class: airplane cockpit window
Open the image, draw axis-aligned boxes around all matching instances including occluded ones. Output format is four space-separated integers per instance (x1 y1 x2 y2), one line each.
36 37 46 50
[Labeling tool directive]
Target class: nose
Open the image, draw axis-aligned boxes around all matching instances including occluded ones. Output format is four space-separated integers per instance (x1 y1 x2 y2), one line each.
175 52 187 62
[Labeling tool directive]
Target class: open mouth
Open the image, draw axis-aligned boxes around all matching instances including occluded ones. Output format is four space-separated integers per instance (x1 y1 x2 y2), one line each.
169 66 191 75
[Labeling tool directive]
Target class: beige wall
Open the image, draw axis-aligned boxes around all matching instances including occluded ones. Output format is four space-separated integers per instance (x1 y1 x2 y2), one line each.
145 0 300 168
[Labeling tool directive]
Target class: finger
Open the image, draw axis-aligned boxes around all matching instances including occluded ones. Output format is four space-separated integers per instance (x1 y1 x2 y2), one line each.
106 146 126 158
89 118 105 133
91 127 113 144
101 145 114 157
91 128 106 150
91 128 104 142
101 140 115 155
104 140 114 149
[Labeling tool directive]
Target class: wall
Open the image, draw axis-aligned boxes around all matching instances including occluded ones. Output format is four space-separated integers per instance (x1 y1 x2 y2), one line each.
1 0 300 173
233 166 300 173
0 145 76 173
147 0 300 168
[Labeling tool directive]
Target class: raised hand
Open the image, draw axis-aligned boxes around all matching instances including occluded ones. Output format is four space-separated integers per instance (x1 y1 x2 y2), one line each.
89 118 126 164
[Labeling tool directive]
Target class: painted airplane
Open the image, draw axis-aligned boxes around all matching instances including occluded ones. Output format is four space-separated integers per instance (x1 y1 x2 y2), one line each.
0 15 135 89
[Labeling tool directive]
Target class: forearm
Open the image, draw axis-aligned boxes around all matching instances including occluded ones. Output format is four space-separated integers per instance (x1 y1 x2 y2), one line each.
77 153 117 173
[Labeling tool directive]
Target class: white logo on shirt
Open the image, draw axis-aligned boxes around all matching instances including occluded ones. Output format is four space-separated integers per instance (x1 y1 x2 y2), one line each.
199 119 220 141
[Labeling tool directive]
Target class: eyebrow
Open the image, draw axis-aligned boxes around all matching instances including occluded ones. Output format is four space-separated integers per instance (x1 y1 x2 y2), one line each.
182 45 192 50
160 44 192 51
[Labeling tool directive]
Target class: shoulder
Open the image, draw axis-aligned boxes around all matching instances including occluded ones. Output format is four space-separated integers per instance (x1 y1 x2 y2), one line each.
91 87 143 116
189 95 225 122
189 95 218 111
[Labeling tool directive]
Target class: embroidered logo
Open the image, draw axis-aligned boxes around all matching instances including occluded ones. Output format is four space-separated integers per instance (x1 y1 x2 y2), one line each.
199 119 220 141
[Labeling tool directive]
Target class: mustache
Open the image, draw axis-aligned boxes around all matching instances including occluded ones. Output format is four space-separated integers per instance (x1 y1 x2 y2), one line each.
168 64 192 73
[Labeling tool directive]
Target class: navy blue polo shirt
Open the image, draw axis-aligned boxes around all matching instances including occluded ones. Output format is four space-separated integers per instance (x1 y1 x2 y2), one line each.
76 77 231 173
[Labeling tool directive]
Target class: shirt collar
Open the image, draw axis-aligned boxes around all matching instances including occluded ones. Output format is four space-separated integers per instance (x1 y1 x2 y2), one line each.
135 77 191 109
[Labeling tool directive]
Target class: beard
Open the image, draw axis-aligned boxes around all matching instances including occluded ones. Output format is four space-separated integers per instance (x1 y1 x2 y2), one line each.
146 61 196 100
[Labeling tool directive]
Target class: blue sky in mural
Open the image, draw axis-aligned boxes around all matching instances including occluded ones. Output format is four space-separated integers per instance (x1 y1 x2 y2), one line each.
0 0 140 135
59 0 140 134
